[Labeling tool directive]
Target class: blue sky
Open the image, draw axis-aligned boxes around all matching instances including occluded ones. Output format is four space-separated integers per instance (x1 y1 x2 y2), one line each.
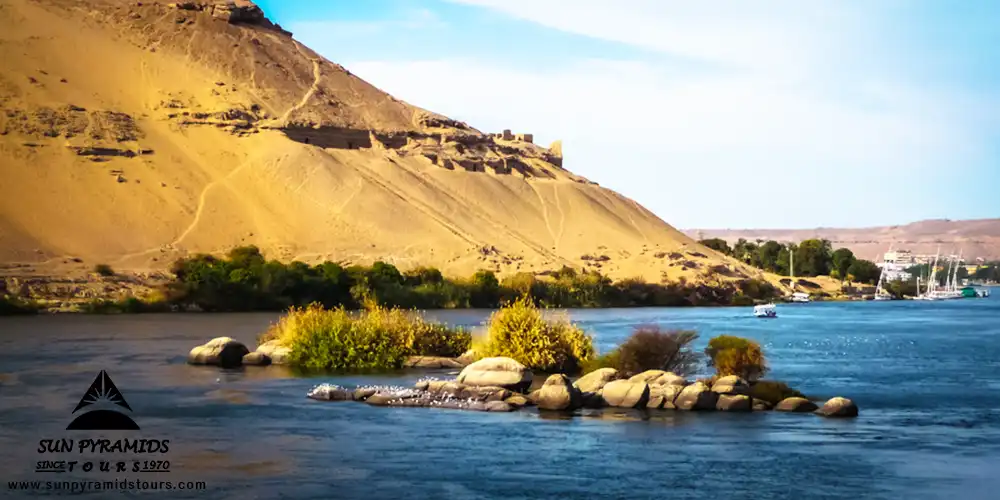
256 0 1000 229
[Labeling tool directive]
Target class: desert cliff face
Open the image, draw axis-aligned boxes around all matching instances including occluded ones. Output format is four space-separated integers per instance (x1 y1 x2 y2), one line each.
0 0 758 284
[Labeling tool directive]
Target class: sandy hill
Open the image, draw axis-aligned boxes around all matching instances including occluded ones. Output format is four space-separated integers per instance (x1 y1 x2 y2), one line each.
687 219 1000 262
0 0 762 285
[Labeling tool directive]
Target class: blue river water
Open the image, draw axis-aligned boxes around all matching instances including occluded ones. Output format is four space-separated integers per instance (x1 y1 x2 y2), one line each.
0 293 998 499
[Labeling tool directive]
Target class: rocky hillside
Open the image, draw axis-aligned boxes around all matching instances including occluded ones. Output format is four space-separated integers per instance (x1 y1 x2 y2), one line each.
687 219 1000 262
0 0 760 284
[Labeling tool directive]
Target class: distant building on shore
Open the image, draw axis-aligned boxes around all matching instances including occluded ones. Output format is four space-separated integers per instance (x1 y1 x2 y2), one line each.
878 249 914 281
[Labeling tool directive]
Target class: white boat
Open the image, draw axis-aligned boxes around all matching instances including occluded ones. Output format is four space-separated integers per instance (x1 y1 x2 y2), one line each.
754 303 777 318
790 292 811 303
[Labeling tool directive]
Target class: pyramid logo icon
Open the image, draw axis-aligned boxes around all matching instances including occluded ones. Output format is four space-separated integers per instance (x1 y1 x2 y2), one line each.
66 370 140 430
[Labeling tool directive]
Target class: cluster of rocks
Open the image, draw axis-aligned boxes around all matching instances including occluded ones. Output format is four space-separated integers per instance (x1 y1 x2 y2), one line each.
187 337 463 369
187 337 289 368
169 1 264 24
165 0 292 34
304 356 860 419
184 339 859 419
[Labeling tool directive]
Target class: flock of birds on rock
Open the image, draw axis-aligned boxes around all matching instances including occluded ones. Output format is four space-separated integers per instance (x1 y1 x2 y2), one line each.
307 382 502 411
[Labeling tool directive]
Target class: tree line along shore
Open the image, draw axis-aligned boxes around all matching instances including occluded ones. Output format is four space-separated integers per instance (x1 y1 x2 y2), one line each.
1 246 782 315
4 242 997 315
698 237 1000 297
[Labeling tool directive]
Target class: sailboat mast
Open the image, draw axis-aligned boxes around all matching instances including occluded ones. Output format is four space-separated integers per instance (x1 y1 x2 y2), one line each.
929 247 940 294
789 245 795 291
951 250 963 291
944 250 954 291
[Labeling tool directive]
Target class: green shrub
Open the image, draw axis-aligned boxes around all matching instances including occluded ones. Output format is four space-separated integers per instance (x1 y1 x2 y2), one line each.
0 295 39 315
750 380 806 405
480 296 594 373
410 322 472 357
611 325 700 377
162 246 787 312
263 303 470 372
93 264 115 277
705 335 769 381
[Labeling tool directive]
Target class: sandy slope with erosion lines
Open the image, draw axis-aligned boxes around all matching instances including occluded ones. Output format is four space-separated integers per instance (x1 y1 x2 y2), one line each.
0 0 767 285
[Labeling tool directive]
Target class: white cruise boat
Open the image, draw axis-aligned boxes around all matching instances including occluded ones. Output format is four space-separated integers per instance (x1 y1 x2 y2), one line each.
754 303 777 318
790 292 811 303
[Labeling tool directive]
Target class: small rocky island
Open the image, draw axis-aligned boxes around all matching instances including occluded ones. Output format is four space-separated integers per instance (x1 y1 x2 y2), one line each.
305 357 859 418
187 337 859 419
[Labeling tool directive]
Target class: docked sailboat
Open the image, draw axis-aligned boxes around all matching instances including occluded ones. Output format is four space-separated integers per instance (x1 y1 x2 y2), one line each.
913 248 940 300
915 248 966 300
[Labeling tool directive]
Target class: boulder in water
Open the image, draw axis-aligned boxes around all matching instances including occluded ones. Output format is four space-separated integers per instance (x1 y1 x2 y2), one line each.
307 384 354 401
648 384 684 409
484 401 516 412
711 375 750 395
775 397 818 413
241 351 271 366
534 374 582 411
504 394 531 408
815 397 859 418
716 394 752 412
573 368 619 393
628 370 668 384
601 380 650 408
674 382 719 411
187 337 249 368
255 340 291 365
456 357 531 392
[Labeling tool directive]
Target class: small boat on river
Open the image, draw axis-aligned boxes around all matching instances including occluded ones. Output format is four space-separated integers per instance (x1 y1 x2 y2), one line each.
754 303 777 318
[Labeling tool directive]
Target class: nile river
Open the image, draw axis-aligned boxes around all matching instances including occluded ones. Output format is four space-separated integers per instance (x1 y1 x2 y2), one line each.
1 294 998 499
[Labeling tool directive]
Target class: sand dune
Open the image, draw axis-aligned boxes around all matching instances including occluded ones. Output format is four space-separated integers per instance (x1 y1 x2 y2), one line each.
0 0 761 284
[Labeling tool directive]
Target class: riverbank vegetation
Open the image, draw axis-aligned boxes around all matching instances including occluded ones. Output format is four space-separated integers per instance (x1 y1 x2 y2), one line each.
701 237 881 284
155 246 779 312
0 295 38 315
259 304 471 372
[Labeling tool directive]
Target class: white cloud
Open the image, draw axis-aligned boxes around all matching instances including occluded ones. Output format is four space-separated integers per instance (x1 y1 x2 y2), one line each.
347 56 985 228
447 0 876 78
298 0 996 227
